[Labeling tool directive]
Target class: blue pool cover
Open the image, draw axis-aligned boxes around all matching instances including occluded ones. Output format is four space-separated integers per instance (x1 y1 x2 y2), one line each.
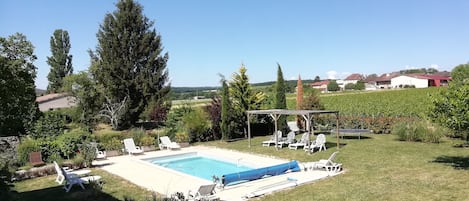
221 160 301 186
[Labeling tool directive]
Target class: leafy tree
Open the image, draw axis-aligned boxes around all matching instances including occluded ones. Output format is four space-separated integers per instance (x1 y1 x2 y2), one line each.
204 96 221 140
302 88 324 110
274 64 288 133
92 0 170 128
344 83 355 90
354 81 365 90
314 75 321 82
327 80 340 92
229 64 266 138
30 111 65 140
451 63 469 84
46 29 73 93
429 82 469 143
0 33 40 136
62 71 103 129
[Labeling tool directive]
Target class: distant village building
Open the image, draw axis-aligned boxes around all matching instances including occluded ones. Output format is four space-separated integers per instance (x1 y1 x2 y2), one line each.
343 73 365 86
391 74 451 88
311 80 330 92
36 93 77 112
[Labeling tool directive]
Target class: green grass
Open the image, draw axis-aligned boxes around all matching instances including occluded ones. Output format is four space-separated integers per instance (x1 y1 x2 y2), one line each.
11 169 154 201
11 135 469 201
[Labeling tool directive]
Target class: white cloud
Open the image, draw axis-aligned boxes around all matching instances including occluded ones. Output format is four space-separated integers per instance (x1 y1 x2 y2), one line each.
430 64 440 69
326 71 337 79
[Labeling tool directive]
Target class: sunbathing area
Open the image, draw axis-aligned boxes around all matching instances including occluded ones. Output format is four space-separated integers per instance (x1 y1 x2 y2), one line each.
95 145 342 201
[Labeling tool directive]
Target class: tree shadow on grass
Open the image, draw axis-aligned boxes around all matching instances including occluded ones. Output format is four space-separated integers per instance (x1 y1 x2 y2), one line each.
432 155 469 170
12 183 121 201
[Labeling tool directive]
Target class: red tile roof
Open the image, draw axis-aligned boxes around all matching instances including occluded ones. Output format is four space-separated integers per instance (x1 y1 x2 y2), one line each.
344 73 365 81
311 80 330 86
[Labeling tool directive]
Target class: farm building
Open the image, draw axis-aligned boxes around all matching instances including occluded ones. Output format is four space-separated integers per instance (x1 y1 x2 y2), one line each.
36 93 77 112
311 80 330 92
391 74 451 88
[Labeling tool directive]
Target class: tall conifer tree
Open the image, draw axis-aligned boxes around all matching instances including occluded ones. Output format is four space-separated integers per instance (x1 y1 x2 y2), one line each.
92 0 170 127
274 63 288 133
46 29 73 93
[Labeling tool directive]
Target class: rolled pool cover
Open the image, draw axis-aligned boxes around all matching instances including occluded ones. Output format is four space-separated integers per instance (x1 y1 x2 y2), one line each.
222 160 301 186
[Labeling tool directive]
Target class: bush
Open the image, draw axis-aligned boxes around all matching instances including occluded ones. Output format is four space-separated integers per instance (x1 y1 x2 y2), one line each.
129 128 145 146
392 120 444 143
78 143 96 167
102 138 123 151
38 140 61 163
57 129 92 159
30 111 66 140
140 135 155 146
17 138 41 165
182 108 210 143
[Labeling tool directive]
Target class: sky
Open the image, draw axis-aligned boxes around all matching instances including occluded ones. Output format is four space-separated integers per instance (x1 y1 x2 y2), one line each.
2 0 469 89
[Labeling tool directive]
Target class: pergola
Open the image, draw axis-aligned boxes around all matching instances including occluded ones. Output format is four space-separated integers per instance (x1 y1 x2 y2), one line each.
246 109 340 153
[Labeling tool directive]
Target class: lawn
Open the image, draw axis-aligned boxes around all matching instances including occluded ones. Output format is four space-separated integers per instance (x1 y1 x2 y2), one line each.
11 134 469 201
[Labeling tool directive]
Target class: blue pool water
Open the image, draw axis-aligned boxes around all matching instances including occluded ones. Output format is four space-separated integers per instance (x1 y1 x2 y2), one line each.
144 153 253 181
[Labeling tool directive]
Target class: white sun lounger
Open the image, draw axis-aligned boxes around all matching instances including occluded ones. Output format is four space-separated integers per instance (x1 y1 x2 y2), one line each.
123 138 144 155
288 132 309 150
159 136 181 150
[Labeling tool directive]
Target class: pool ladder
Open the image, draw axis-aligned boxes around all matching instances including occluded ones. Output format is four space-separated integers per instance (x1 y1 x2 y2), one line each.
237 158 243 167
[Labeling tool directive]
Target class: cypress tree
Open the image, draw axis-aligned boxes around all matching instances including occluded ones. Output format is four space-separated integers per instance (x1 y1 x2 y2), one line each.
220 79 232 141
274 63 288 133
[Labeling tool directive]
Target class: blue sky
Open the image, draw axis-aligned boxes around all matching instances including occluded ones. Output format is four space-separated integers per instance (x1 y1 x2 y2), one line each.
2 0 469 89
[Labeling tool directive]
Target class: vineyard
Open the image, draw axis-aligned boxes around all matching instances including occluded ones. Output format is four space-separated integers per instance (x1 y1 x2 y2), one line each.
321 88 442 117
315 88 444 133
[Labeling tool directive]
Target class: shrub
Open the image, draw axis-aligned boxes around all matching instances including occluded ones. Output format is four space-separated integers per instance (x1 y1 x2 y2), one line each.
129 128 145 146
392 120 444 143
17 138 41 165
38 140 61 163
175 132 189 143
102 138 123 151
78 143 96 167
57 129 92 159
30 111 65 140
140 136 155 146
182 108 210 143
72 153 85 169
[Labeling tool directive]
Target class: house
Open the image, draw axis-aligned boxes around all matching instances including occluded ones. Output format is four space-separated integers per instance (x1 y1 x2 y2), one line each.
36 93 77 112
390 74 451 88
374 73 399 89
343 73 365 86
311 80 330 92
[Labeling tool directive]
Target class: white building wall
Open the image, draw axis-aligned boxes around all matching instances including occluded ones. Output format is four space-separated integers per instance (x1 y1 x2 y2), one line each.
391 76 428 88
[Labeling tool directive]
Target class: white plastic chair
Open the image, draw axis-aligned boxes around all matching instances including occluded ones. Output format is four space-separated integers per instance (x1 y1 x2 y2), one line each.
304 134 327 152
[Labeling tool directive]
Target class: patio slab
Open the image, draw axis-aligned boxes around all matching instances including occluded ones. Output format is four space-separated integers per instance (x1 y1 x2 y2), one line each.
95 146 338 201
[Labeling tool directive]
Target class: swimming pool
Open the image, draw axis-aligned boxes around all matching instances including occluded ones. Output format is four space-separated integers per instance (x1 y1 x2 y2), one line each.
143 152 253 181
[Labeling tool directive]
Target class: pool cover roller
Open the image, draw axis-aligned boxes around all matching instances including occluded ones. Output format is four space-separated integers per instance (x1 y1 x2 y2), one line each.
221 160 301 186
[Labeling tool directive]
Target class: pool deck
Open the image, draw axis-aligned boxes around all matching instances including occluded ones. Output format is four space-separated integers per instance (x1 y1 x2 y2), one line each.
94 146 341 201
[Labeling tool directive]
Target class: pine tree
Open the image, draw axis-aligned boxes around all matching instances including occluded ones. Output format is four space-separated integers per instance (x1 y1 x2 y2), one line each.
229 64 265 138
274 63 288 133
92 0 170 127
46 29 73 93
